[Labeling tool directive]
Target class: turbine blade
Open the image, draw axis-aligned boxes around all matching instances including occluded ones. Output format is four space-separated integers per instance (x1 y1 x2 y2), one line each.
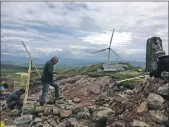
90 48 108 54
110 48 123 61
109 28 115 48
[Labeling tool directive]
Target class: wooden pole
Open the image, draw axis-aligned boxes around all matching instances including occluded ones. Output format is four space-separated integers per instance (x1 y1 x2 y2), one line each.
21 41 41 78
23 60 32 104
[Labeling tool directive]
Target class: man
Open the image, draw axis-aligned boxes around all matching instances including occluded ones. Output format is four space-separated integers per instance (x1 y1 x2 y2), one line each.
6 88 25 110
40 56 60 106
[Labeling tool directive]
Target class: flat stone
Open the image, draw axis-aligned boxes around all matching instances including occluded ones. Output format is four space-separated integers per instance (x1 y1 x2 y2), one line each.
35 122 43 127
157 83 169 97
34 118 43 123
60 109 72 118
58 123 66 127
9 109 21 117
43 107 53 116
53 107 60 116
132 120 150 127
73 97 81 103
137 102 148 113
148 93 164 110
35 106 45 113
149 110 167 123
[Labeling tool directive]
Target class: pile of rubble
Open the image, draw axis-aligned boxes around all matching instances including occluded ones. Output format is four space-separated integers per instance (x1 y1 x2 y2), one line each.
1 75 169 127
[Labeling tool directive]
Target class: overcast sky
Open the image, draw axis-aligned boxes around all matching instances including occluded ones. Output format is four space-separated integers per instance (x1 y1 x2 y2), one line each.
1 2 168 62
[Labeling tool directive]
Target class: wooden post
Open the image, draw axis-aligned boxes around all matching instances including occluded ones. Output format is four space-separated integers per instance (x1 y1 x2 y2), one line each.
22 41 41 79
23 60 32 104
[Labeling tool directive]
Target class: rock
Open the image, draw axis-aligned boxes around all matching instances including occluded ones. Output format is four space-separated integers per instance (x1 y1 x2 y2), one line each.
157 83 169 97
76 112 90 119
45 95 55 104
98 109 114 116
14 114 33 125
67 117 78 125
137 69 142 72
111 120 126 127
60 109 72 118
149 110 167 123
103 104 109 107
34 118 43 123
125 89 134 95
88 106 97 114
94 108 114 127
72 107 83 115
42 124 50 127
65 121 74 127
58 123 66 127
55 99 65 104
43 107 53 116
22 103 35 115
35 106 45 113
65 105 75 110
9 109 21 116
73 97 81 103
132 120 150 127
35 122 43 127
53 107 60 116
148 93 164 110
137 102 148 113
49 119 57 127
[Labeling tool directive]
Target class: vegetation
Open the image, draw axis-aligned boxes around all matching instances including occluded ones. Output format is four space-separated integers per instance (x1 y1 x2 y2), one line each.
1 63 147 82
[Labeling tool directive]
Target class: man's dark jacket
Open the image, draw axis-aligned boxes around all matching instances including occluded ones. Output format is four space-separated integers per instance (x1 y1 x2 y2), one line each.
41 60 54 84
6 90 22 104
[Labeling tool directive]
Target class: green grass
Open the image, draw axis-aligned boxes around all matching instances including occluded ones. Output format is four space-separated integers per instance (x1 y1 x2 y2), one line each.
1 64 28 76
1 63 146 82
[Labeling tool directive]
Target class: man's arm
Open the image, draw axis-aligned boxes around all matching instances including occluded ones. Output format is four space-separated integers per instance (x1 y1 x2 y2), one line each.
48 62 53 78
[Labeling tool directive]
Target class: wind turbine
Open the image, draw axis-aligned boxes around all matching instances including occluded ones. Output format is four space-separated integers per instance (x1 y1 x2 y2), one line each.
90 28 123 64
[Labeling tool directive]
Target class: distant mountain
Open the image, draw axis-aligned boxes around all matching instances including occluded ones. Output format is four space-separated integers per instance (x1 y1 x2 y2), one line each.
1 54 145 68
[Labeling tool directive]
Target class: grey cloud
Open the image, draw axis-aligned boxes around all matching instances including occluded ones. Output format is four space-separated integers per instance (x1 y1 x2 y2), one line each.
1 2 168 61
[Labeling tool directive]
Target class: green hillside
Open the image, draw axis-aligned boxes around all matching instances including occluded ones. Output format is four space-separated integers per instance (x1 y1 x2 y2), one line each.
1 63 147 83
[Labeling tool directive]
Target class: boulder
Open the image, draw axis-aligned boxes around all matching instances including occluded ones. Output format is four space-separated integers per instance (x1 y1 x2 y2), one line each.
149 110 168 123
45 95 55 104
35 122 43 127
58 123 66 127
94 108 114 127
34 106 45 113
60 109 72 118
132 120 150 127
137 102 148 113
53 107 61 116
67 117 78 125
14 114 33 125
125 89 134 95
72 107 83 115
43 107 53 116
147 93 164 110
157 83 169 98
47 118 57 126
76 112 90 119
73 97 81 103
9 109 21 116
42 124 50 127
34 118 43 124
111 120 125 127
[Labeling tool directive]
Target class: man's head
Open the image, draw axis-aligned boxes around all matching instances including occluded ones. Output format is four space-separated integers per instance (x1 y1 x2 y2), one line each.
51 56 58 65
19 88 25 95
